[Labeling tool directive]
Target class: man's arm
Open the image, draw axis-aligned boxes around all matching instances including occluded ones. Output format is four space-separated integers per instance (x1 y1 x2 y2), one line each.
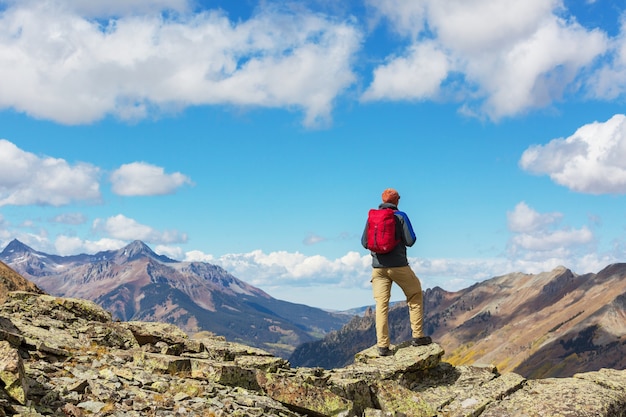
395 211 416 247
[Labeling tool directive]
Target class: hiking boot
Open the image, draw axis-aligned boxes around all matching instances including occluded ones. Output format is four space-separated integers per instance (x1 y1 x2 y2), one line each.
378 346 393 356
411 336 432 347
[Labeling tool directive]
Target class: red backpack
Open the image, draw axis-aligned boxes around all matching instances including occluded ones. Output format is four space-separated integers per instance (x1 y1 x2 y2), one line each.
366 208 400 254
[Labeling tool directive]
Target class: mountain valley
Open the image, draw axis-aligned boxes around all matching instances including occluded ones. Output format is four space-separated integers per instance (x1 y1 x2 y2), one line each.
3 238 625 380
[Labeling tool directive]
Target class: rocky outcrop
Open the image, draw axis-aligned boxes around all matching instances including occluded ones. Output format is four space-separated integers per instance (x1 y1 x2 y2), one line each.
1 291 626 416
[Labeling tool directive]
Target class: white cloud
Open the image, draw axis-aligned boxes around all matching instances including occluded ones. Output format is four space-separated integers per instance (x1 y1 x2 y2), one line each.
364 0 427 38
12 232 180 257
427 0 559 52
586 17 626 99
110 162 192 196
413 257 497 290
367 0 556 44
0 0 190 17
509 228 593 254
185 249 372 288
50 212 88 225
55 0 189 17
507 202 562 233
0 215 12 244
19 220 36 228
476 17 606 118
185 250 215 263
506 202 594 260
155 244 184 260
54 235 126 256
520 114 626 194
0 2 360 127
0 139 101 206
92 214 187 244
362 41 451 101
364 0 608 119
303 233 326 245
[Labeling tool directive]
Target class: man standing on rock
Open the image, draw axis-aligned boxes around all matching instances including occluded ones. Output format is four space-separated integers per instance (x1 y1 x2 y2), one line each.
361 188 431 356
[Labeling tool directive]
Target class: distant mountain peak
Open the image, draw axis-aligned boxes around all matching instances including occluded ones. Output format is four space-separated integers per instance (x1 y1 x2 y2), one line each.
115 240 176 263
124 240 154 255
1 239 35 256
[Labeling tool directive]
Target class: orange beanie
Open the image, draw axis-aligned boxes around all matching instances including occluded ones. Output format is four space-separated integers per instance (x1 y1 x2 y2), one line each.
381 188 400 204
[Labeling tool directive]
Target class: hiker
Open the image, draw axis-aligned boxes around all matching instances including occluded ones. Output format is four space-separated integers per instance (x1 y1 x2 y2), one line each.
361 188 431 356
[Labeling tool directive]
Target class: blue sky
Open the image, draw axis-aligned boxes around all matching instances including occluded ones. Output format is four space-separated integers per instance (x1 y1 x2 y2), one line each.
1 0 626 310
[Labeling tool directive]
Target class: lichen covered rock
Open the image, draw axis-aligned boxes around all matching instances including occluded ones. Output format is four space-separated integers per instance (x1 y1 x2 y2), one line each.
0 291 625 416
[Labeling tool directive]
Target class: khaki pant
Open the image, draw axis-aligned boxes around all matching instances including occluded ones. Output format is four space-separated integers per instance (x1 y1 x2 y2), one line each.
371 266 424 348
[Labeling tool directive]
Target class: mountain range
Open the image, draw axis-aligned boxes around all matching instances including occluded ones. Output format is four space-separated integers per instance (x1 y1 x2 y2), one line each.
3 238 625 379
0 239 351 358
291 264 626 378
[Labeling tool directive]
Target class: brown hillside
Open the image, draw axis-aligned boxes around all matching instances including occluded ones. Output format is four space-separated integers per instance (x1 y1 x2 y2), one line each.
431 265 626 377
291 264 626 379
0 260 44 302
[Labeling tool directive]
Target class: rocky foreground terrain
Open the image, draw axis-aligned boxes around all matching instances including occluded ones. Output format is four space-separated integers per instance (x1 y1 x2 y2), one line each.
1 291 626 416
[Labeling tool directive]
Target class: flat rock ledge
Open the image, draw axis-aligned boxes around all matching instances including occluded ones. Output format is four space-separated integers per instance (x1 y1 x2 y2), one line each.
0 291 625 417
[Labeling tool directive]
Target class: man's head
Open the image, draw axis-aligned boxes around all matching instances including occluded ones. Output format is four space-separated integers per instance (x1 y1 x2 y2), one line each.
381 188 400 205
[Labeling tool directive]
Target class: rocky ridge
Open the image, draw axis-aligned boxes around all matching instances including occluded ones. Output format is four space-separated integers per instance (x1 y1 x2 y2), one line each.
1 291 626 416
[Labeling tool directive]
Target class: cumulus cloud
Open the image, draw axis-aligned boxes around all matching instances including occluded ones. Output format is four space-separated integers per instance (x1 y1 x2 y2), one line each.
0 139 101 206
365 0 427 38
362 41 451 101
110 162 192 196
411 201 614 290
92 214 187 244
364 0 608 119
154 244 185 260
185 249 372 288
520 114 626 194
506 201 563 233
0 1 360 127
185 250 215 263
54 235 126 256
586 17 626 99
506 202 594 259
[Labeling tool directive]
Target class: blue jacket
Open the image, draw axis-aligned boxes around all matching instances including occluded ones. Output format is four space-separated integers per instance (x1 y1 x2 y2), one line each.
361 203 417 268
